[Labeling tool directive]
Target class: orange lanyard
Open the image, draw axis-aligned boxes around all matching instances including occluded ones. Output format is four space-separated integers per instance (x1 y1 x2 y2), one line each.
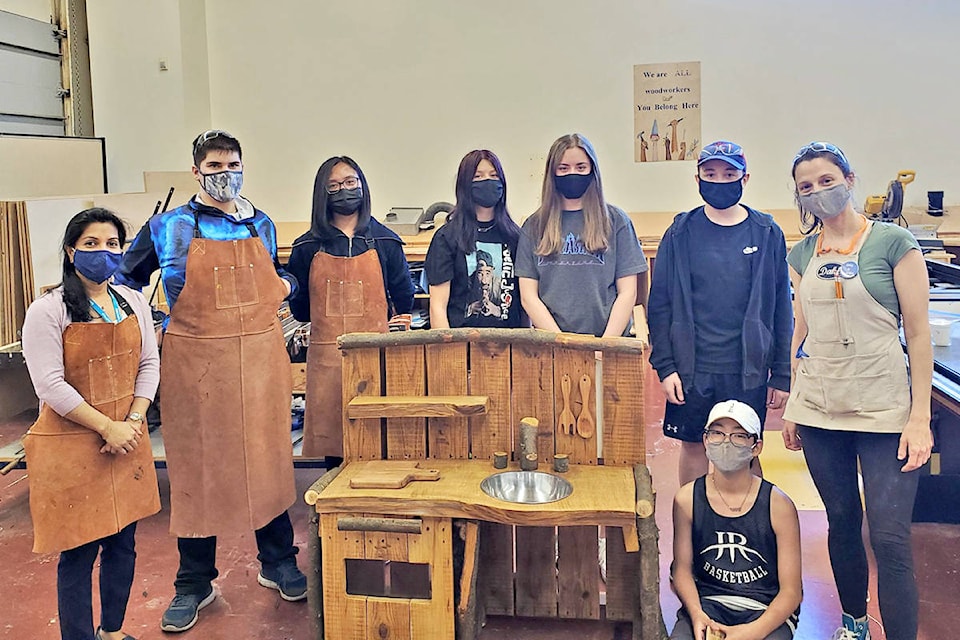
816 215 868 257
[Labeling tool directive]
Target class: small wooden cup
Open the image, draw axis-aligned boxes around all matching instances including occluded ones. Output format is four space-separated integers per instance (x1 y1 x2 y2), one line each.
492 451 509 469
553 454 569 473
520 452 539 471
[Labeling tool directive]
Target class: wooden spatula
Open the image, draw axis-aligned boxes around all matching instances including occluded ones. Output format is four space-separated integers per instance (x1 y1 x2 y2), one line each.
558 373 576 435
576 373 595 438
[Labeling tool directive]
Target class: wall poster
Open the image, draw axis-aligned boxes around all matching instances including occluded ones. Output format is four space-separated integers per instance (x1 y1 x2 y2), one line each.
633 61 701 163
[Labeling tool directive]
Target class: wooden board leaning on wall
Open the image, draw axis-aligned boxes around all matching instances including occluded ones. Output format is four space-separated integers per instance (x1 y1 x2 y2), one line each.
0 202 35 346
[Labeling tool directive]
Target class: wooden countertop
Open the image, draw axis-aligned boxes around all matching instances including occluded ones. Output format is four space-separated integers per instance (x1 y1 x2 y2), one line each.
312 459 637 528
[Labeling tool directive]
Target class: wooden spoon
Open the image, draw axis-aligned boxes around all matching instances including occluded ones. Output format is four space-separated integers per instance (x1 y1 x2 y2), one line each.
576 374 595 438
558 373 576 436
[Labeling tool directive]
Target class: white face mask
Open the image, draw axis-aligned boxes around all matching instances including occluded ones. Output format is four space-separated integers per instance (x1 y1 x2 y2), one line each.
799 183 850 220
705 441 755 473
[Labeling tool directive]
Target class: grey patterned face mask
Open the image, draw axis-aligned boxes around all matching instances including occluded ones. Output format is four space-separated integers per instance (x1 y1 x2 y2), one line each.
200 170 243 203
799 184 849 220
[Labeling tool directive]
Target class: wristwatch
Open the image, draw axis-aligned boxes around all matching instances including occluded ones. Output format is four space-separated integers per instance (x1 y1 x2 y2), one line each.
127 412 145 423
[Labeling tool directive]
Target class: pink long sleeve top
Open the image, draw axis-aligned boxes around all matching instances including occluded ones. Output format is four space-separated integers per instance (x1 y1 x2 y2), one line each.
21 285 161 416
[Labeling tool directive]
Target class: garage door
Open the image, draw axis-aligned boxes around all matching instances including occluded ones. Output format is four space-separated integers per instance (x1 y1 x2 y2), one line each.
0 9 63 135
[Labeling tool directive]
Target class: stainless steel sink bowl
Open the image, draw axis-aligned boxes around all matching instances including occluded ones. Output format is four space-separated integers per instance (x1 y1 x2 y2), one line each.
480 471 573 504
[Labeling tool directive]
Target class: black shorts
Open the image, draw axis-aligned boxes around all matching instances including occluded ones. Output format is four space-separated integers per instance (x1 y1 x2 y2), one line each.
662 372 768 443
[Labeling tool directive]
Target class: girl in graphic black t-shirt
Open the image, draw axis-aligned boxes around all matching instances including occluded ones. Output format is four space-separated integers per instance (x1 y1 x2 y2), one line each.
425 149 525 328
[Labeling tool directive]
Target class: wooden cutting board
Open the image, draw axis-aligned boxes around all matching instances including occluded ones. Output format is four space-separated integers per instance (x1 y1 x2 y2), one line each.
349 463 442 489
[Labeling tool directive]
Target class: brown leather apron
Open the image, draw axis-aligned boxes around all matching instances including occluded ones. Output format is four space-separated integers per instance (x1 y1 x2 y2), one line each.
161 218 294 536
23 312 160 554
303 244 388 457
784 221 911 432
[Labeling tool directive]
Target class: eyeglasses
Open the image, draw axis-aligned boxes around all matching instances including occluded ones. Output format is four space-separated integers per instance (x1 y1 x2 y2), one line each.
326 176 360 194
793 141 850 171
193 129 236 153
703 428 757 448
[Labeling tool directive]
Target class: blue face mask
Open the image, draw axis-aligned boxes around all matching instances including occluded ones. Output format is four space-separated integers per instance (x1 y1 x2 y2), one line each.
72 249 123 284
199 169 243 203
699 179 743 210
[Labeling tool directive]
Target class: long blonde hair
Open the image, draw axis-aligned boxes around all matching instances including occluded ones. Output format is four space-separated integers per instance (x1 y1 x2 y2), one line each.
532 133 612 256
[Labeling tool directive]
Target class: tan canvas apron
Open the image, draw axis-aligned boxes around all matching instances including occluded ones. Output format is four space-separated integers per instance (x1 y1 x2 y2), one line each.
302 244 388 457
783 222 911 432
23 312 160 554
161 218 294 536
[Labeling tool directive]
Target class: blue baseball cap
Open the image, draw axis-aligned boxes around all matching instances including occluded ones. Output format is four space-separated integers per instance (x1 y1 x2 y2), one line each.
698 140 746 171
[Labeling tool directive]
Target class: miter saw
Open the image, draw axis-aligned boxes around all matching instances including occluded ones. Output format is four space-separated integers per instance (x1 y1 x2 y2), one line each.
864 170 915 224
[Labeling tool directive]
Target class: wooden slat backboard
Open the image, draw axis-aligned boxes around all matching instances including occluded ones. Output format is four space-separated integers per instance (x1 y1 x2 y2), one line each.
602 351 645 465
469 342 511 459
342 348 383 461
425 342 469 459
385 345 427 460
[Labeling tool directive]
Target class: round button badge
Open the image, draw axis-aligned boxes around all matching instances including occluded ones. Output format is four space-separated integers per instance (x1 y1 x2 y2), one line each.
839 261 859 279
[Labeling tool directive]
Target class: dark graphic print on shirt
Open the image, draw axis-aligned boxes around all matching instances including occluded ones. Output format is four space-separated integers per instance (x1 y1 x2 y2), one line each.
465 241 516 322
537 232 605 267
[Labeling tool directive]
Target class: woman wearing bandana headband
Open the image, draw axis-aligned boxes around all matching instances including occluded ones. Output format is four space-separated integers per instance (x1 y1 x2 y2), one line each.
515 133 648 337
783 142 932 640
21 208 161 640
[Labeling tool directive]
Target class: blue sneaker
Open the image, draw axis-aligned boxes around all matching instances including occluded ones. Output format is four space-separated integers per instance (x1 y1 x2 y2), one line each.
160 586 216 633
258 561 307 601
830 613 870 640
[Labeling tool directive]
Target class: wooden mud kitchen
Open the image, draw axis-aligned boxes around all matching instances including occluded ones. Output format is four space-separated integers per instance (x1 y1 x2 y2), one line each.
304 328 666 639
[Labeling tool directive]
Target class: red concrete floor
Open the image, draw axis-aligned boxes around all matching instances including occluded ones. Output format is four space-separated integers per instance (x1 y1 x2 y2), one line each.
1 364 958 639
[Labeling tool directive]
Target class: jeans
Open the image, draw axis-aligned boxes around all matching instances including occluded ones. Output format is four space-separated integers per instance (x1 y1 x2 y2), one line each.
173 511 298 595
799 425 920 640
58 522 138 640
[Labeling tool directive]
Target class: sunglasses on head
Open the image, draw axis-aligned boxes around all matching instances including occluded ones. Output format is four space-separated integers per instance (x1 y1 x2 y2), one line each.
793 141 850 171
704 142 743 157
194 129 236 153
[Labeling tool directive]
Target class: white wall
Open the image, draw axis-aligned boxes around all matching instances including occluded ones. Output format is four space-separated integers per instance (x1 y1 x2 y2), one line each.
88 0 960 224
86 0 210 195
0 0 50 22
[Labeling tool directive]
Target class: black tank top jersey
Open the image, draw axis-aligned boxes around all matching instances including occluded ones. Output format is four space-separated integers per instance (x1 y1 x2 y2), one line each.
692 476 795 627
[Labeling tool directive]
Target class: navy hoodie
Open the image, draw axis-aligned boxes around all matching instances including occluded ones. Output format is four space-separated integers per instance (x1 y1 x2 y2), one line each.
647 205 792 391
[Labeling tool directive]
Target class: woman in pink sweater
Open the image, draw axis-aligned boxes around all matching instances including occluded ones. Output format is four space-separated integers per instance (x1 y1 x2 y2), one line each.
21 208 160 640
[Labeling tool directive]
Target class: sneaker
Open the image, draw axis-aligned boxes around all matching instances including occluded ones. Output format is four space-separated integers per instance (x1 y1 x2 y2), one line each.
258 561 307 601
160 586 216 633
830 613 871 640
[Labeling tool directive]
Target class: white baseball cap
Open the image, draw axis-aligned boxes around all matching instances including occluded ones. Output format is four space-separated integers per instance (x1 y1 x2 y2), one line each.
706 400 762 438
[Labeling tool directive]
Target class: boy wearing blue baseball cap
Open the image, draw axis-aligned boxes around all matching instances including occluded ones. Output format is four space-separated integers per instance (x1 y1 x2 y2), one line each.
648 141 793 485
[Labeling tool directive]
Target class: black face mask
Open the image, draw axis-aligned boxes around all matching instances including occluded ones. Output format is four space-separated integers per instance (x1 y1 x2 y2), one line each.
554 172 593 200
471 179 503 208
328 187 363 216
699 179 743 210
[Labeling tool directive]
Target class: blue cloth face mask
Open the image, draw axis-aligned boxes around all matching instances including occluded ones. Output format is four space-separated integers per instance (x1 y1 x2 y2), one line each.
471 179 504 208
199 170 243 203
554 173 593 200
699 179 743 210
73 249 123 284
